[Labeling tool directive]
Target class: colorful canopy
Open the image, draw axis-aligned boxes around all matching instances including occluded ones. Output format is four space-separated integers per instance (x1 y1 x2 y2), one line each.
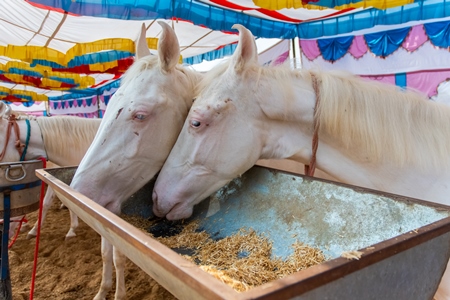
0 0 241 105
28 0 450 39
3 0 450 107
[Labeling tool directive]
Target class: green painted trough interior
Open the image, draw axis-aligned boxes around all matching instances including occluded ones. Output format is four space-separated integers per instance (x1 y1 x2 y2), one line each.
47 166 450 259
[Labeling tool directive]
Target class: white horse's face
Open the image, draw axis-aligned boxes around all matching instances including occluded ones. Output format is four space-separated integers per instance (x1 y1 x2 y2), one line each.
153 71 262 219
153 25 263 220
70 22 197 214
0 103 46 162
0 103 20 162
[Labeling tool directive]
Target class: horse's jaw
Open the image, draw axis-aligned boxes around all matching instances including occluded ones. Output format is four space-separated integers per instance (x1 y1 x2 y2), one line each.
160 201 194 221
152 165 231 220
71 157 162 215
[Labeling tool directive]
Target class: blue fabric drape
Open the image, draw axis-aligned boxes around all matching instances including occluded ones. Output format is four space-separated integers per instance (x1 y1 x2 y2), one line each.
49 76 76 85
424 20 450 48
30 0 450 39
8 68 41 78
3 100 34 106
30 60 65 69
364 27 410 57
183 43 237 65
67 51 133 68
30 51 133 69
318 36 353 62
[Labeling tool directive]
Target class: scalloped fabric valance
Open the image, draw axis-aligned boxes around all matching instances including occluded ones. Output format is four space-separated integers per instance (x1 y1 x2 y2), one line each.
0 0 241 104
301 19 450 62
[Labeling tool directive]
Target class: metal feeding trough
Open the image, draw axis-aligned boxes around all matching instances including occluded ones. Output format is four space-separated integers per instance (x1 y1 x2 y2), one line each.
0 159 43 300
36 166 450 300
0 160 43 218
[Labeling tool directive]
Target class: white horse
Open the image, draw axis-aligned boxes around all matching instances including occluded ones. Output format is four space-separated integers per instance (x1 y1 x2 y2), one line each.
152 25 450 299
69 22 202 300
0 102 100 240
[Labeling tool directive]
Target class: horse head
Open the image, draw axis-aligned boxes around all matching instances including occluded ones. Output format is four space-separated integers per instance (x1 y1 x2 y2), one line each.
152 24 284 220
70 22 201 214
0 102 47 162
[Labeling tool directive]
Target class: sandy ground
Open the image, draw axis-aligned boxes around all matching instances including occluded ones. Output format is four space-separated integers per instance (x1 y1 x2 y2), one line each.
8 199 176 300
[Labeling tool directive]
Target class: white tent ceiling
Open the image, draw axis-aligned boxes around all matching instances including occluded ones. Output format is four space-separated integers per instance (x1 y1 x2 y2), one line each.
0 0 243 102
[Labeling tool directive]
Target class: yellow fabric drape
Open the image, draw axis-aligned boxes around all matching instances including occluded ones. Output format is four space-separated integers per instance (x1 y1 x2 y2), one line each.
0 37 158 67
0 61 96 89
253 0 414 10
0 86 48 101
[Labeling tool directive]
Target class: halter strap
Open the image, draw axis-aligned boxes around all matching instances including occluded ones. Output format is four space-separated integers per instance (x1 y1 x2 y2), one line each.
304 72 320 177
20 119 31 161
0 114 29 161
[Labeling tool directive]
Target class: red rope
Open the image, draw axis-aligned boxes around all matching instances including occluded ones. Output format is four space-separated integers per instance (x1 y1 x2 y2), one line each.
29 157 47 300
7 216 28 249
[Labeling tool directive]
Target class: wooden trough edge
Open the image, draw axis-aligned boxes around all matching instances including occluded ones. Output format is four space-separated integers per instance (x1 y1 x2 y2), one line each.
36 168 239 300
36 167 450 300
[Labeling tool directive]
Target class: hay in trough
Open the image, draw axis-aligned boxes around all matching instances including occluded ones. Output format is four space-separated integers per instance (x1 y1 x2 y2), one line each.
121 215 328 292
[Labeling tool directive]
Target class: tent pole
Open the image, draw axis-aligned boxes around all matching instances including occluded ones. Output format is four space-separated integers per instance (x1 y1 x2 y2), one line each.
297 38 303 69
97 95 101 118
291 38 297 69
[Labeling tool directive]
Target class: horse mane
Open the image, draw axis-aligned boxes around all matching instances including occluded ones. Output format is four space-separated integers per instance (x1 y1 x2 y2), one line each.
120 56 159 86
36 116 100 162
121 55 202 93
202 60 450 169
312 69 450 169
196 61 230 96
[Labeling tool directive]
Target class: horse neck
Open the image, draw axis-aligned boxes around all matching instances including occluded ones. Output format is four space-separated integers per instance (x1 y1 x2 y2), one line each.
300 71 450 204
257 69 450 204
272 121 450 205
14 118 47 161
312 140 450 205
36 117 100 166
257 70 317 162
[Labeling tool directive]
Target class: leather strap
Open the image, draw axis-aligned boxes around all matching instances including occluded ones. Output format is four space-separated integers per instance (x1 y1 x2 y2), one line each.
0 114 23 161
304 73 320 177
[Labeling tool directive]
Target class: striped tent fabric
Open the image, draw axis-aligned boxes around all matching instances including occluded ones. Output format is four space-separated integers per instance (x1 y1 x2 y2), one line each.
3 0 450 114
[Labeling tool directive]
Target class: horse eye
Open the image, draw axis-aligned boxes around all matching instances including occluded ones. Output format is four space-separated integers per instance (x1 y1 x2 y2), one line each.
191 120 201 128
134 114 147 121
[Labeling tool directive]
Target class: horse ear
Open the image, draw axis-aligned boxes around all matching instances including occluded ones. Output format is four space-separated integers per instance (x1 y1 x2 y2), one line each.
230 24 258 74
157 21 180 72
0 102 5 118
135 23 151 60
0 102 11 119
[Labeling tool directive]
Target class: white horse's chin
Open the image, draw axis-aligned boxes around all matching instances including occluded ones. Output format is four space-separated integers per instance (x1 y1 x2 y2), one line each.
165 204 194 221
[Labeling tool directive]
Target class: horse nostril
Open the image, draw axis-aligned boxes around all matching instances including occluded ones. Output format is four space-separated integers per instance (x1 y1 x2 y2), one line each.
152 190 158 206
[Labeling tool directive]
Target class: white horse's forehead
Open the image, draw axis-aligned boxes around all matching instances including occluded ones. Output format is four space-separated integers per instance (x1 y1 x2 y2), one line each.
192 96 218 114
205 74 242 102
110 81 167 110
200 80 241 109
197 82 228 105
125 73 167 94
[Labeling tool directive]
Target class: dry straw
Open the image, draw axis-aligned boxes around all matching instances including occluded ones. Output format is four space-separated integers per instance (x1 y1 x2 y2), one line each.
122 215 328 292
